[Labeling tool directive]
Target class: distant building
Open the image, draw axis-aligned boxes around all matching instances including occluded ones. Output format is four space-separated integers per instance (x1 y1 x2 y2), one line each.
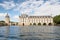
5 13 10 25
19 14 54 26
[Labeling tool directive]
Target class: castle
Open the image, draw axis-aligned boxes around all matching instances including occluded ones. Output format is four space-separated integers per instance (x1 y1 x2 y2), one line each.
5 14 54 26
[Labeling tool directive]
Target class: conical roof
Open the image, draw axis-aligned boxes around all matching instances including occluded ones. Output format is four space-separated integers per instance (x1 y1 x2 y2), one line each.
5 13 9 18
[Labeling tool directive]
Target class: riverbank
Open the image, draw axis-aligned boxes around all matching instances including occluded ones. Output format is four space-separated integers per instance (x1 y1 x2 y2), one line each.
54 24 60 26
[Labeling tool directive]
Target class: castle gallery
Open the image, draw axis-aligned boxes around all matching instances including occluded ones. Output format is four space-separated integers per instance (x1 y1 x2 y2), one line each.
5 14 54 26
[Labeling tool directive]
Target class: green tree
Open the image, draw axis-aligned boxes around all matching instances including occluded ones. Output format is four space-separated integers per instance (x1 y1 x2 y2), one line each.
0 21 8 26
0 21 4 22
53 15 60 24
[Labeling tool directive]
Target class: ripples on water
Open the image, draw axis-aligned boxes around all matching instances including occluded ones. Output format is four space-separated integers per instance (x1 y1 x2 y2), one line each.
0 26 60 40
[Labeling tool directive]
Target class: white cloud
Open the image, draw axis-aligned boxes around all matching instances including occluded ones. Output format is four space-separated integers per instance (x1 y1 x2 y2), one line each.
0 13 6 17
0 1 16 10
33 1 60 16
12 15 19 22
13 0 60 16
0 13 7 21
13 0 44 14
13 15 19 19
0 0 60 16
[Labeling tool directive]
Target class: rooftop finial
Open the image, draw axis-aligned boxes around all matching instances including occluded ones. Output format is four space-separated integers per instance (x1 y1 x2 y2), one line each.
6 13 8 16
5 13 9 17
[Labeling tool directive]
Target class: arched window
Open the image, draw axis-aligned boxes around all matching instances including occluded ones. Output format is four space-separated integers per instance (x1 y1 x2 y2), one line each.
33 23 36 25
48 23 52 25
43 23 46 25
38 23 41 25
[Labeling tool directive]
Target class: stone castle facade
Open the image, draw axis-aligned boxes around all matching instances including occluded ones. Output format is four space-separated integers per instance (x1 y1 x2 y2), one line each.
5 14 54 26
19 14 54 26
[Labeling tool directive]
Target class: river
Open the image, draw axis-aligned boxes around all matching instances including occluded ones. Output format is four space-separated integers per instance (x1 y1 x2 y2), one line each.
0 26 60 40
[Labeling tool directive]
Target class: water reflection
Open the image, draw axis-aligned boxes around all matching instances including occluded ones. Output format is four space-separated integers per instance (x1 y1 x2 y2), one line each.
0 26 60 40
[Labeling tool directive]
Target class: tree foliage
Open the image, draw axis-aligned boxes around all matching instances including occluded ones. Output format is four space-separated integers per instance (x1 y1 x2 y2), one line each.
0 21 8 26
53 15 60 24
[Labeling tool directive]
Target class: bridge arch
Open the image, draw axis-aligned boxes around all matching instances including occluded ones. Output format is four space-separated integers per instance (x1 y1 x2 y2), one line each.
38 23 41 25
43 23 46 25
30 23 32 25
48 23 52 25
33 23 36 25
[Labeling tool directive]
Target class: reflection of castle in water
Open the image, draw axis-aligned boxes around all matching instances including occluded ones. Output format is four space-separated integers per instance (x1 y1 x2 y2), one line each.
5 14 54 26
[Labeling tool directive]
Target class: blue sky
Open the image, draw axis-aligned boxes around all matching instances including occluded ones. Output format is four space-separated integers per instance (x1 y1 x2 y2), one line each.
0 0 60 22
0 0 25 22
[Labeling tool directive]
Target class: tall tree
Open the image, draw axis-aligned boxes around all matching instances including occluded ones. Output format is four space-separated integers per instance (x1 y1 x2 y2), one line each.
53 15 60 24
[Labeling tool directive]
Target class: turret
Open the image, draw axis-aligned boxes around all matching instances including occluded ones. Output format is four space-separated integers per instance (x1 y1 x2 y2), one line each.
5 13 10 25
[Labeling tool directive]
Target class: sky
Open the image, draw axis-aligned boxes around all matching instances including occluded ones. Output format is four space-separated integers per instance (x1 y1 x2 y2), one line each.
0 0 60 22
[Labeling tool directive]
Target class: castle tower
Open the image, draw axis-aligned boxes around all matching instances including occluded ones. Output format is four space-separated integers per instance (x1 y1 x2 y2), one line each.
5 13 10 25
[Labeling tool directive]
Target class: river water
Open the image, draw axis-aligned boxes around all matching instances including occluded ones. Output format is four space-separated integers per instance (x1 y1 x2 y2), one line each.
0 26 60 40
